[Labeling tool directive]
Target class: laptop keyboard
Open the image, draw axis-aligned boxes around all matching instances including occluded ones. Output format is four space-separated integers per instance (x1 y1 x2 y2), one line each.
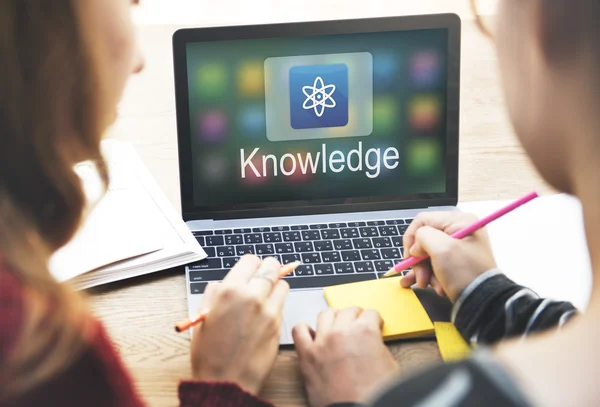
188 219 413 294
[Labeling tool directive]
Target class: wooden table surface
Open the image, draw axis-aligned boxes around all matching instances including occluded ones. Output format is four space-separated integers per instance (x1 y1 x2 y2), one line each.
90 6 553 406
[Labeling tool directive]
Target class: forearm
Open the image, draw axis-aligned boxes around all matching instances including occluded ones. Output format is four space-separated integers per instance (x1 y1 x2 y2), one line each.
452 269 577 345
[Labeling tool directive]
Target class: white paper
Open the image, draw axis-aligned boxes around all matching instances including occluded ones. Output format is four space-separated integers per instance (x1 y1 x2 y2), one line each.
50 139 206 287
50 157 165 282
458 194 592 310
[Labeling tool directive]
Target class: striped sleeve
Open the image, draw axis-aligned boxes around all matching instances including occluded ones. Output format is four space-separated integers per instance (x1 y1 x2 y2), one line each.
451 269 578 345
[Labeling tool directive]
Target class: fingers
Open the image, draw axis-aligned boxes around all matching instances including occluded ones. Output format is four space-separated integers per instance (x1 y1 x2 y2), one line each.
316 308 337 337
403 212 454 255
413 263 433 289
408 242 426 258
292 323 314 354
413 226 456 258
264 280 290 317
247 257 282 299
400 270 416 288
358 309 384 330
223 254 262 285
400 267 446 296
403 211 478 258
430 275 446 297
333 306 362 328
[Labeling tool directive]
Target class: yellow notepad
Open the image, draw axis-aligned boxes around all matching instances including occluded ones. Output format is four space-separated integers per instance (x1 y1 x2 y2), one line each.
323 277 434 341
434 322 471 362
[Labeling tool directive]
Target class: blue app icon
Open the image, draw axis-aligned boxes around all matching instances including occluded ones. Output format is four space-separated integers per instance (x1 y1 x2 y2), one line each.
373 52 400 88
289 64 349 129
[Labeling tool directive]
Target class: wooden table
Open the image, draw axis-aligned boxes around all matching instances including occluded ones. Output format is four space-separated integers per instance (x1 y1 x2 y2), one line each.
91 10 553 406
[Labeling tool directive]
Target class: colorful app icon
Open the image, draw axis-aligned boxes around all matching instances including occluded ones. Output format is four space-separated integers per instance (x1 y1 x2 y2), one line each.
199 154 228 185
197 110 227 142
410 51 442 88
195 63 228 99
407 139 441 174
289 64 349 129
373 96 398 134
237 61 264 98
237 104 266 136
373 52 400 88
409 95 441 131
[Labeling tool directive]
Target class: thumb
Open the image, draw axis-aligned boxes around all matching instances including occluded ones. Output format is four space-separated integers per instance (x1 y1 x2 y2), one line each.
292 323 314 355
411 226 454 258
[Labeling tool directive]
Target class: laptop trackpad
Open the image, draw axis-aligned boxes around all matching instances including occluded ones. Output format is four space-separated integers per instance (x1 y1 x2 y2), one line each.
281 289 329 345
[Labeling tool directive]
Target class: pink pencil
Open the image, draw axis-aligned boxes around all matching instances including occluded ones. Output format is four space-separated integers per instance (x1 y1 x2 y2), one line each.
383 191 539 277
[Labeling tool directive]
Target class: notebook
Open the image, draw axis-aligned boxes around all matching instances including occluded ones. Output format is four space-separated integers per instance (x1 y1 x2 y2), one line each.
324 276 434 341
49 139 206 290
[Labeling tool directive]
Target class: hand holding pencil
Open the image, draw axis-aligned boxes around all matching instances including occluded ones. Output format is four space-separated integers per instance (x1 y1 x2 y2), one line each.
394 192 537 301
184 255 297 395
175 259 300 332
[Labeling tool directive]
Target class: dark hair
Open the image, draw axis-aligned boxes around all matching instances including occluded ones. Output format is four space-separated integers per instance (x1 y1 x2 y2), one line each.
0 1 108 250
0 0 108 398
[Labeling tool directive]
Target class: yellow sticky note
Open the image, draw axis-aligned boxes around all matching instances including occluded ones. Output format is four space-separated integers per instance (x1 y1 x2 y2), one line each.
324 277 434 341
434 322 471 362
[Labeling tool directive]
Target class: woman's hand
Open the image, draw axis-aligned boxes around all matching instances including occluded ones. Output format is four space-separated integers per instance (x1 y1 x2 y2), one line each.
292 307 398 407
190 255 289 395
400 211 497 301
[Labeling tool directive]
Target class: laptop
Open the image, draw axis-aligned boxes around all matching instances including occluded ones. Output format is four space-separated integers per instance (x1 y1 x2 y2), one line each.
173 14 461 345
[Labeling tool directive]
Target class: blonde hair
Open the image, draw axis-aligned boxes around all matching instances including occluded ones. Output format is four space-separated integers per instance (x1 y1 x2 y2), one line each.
0 0 108 399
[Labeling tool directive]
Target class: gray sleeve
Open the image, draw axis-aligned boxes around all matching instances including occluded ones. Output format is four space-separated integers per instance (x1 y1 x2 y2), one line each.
451 269 577 345
367 350 532 407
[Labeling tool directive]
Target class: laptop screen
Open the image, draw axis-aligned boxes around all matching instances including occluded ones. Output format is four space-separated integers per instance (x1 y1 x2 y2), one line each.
178 19 458 216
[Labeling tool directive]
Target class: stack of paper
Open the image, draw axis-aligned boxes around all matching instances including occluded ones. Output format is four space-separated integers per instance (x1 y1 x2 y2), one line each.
49 139 206 290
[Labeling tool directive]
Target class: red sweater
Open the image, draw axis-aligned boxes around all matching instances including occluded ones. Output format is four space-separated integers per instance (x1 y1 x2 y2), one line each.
0 262 272 407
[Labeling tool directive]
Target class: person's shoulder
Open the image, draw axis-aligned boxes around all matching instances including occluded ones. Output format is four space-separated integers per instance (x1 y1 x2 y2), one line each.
0 257 26 358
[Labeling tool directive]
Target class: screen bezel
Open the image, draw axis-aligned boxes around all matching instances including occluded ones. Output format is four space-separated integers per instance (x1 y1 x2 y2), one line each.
173 14 461 221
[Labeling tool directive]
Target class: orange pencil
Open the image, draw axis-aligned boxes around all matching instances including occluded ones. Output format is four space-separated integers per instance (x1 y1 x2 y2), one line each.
174 261 302 333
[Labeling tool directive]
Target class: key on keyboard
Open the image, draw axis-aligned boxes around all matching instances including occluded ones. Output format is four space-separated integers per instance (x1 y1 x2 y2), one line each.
314 240 333 251
321 251 341 262
244 233 263 244
302 230 321 240
295 265 314 276
255 244 274 255
353 238 372 249
236 245 254 255
340 228 359 239
359 227 378 238
216 246 235 257
205 236 224 246
283 231 302 241
275 243 294 253
264 232 282 243
226 235 243 245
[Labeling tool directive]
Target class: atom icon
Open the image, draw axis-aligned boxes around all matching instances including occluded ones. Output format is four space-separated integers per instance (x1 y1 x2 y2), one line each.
302 76 336 118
